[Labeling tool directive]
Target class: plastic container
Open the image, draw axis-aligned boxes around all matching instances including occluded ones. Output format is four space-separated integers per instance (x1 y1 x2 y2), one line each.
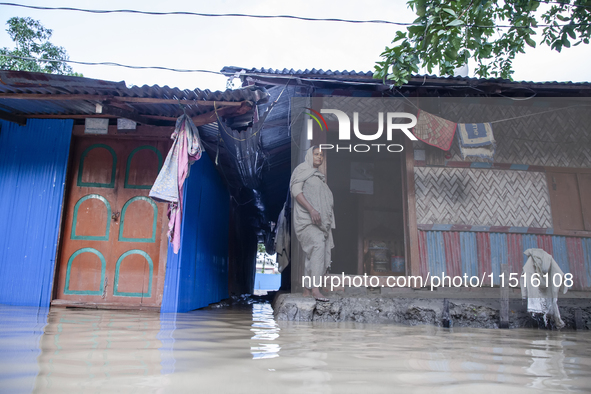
391 256 405 273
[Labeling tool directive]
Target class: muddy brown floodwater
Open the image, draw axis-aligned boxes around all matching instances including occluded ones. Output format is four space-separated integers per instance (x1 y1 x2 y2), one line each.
0 303 590 393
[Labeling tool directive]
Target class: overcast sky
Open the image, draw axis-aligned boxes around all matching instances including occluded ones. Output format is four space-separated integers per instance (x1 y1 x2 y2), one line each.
1 0 590 91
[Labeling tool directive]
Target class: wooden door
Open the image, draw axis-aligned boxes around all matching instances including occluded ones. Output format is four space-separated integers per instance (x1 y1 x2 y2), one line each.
54 137 169 308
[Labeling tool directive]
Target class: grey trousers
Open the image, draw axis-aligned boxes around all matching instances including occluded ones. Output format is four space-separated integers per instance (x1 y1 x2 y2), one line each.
299 225 331 289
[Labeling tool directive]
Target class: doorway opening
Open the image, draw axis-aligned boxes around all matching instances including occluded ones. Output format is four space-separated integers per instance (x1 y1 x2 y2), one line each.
326 134 407 277
255 243 280 294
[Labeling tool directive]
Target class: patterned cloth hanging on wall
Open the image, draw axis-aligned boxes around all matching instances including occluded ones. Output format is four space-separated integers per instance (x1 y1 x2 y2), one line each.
457 122 496 160
412 110 457 151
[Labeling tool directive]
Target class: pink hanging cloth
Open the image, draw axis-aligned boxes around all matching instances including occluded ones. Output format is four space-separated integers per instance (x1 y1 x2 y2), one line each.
149 114 202 253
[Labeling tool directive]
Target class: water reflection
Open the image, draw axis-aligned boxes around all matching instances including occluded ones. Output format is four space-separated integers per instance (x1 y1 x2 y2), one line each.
157 312 177 375
0 306 48 394
0 304 589 393
34 308 165 392
526 336 569 391
250 304 280 359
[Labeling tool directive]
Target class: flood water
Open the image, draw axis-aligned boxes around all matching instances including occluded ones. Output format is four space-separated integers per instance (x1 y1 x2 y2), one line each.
1 303 590 393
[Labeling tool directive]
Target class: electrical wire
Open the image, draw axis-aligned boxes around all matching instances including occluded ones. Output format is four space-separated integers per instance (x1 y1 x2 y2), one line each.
0 3 414 25
542 1 591 9
0 2 589 28
0 54 225 74
488 104 591 124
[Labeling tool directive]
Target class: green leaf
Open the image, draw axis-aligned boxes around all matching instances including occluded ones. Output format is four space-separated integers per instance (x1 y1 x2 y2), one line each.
376 0 591 82
1 17 75 75
447 19 464 27
562 35 571 48
442 8 458 17
444 47 458 60
408 25 424 35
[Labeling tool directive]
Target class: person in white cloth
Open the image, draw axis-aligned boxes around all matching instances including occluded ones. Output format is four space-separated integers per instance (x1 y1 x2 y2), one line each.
290 146 335 301
520 248 569 328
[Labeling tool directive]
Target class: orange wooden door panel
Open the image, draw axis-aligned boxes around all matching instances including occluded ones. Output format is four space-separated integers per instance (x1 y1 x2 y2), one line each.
56 137 169 307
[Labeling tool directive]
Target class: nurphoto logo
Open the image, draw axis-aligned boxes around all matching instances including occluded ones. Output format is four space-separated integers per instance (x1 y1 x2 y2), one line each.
305 108 418 153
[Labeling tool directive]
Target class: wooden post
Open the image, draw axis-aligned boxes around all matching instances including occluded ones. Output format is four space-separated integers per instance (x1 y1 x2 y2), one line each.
403 124 420 281
442 298 450 328
499 263 510 329
575 309 584 330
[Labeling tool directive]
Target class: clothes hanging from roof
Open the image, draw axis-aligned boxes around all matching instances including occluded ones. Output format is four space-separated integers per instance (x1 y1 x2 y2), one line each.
150 114 203 253
520 248 569 329
275 193 291 273
457 122 496 160
412 110 457 151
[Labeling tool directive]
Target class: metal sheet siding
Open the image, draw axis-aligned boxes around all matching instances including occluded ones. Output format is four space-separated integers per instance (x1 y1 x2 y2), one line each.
418 230 429 279
476 232 492 286
418 230 591 290
522 234 538 265
0 119 73 307
160 152 229 313
551 236 570 275
426 231 446 276
507 233 523 277
566 237 586 290
537 235 554 255
460 232 478 278
443 232 461 277
489 233 508 285
583 238 591 288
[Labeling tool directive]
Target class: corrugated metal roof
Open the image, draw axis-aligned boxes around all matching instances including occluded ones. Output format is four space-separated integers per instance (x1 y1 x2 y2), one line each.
222 66 373 78
0 70 270 123
221 66 591 87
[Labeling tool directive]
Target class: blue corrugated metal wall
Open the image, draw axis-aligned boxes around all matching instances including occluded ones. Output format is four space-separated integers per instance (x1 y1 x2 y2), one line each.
160 152 229 313
460 232 478 278
489 233 507 285
426 231 446 276
552 236 570 274
0 119 73 307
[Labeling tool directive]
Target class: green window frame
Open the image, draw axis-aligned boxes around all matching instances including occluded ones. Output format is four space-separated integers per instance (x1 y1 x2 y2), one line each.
124 145 163 189
113 250 153 298
71 194 111 241
118 196 158 243
64 248 106 296
77 144 117 188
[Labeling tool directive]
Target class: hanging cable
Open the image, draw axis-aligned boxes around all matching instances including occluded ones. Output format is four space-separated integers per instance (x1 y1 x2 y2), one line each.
0 54 225 74
0 2 588 28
